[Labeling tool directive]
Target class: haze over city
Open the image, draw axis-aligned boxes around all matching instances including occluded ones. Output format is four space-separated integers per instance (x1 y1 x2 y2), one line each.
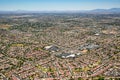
0 0 120 11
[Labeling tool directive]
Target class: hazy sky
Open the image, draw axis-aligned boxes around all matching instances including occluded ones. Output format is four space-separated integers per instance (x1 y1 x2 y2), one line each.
0 0 120 11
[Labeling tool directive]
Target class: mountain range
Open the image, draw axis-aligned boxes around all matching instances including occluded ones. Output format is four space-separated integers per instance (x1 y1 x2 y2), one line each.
0 8 120 14
89 8 120 13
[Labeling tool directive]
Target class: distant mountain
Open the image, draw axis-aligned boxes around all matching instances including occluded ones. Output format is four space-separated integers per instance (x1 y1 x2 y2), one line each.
90 8 120 13
109 8 120 12
0 8 120 14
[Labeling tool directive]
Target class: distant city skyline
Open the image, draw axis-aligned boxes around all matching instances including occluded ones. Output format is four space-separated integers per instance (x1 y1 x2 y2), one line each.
0 0 120 11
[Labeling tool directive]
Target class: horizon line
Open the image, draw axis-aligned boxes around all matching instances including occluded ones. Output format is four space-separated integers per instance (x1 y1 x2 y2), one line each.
0 7 120 12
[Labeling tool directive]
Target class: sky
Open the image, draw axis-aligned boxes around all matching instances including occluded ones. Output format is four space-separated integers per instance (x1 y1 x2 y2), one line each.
0 0 120 11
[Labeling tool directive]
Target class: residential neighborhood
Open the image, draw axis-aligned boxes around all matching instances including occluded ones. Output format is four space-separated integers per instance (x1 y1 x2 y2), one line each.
0 12 120 80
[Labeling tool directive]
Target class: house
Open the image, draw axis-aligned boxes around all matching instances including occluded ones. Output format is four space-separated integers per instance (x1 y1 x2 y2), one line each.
11 74 21 80
0 73 8 80
44 45 59 52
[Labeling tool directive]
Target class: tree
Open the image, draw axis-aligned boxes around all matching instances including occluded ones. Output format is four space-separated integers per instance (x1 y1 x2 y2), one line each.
98 76 104 80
